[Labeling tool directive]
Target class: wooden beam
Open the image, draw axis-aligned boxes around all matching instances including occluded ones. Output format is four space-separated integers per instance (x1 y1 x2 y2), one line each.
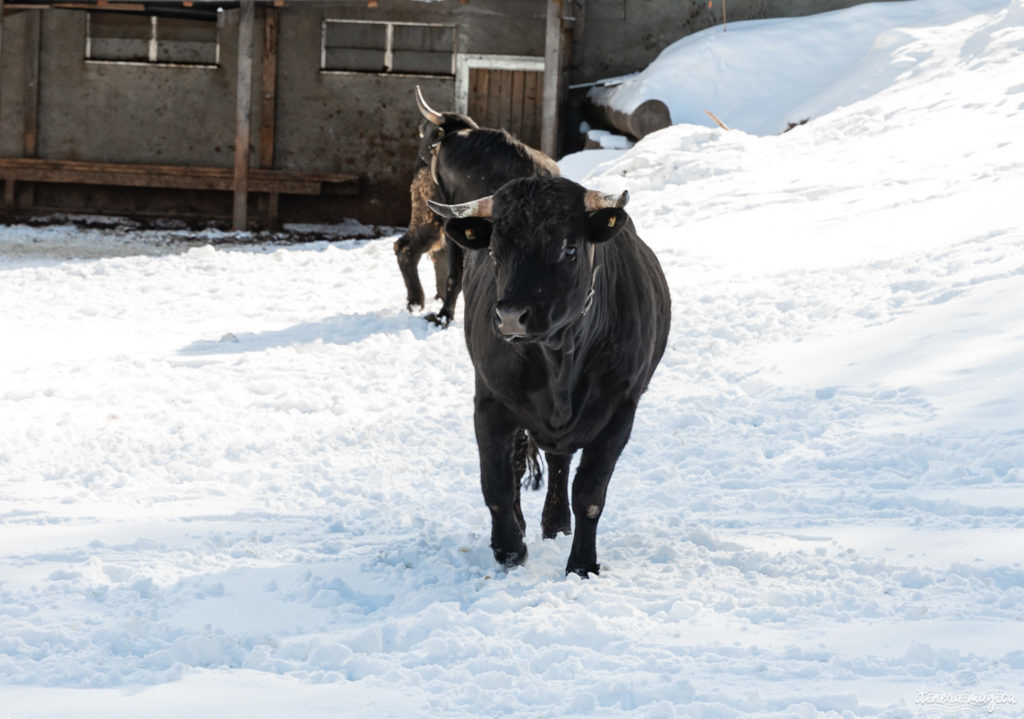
259 5 279 227
0 158 361 196
541 0 564 158
1 0 6 158
24 10 40 156
569 0 586 75
259 6 277 170
18 8 40 208
232 0 255 231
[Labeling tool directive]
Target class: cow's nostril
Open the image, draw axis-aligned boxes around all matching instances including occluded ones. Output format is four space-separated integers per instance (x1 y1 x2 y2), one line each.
495 304 530 335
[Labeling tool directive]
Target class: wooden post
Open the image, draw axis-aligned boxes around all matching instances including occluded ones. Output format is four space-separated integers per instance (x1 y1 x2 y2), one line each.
14 8 41 209
232 0 255 231
24 10 40 158
0 0 5 124
0 0 7 207
259 5 279 228
541 0 564 158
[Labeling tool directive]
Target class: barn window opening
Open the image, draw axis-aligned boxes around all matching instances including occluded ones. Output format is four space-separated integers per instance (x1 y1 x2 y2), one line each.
85 13 219 67
321 20 455 76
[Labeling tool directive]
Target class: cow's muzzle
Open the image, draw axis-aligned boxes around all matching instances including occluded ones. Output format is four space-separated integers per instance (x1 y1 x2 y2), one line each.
495 302 533 339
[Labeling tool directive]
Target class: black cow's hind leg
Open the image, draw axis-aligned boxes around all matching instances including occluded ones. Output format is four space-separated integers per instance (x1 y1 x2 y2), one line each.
542 452 572 539
566 402 638 578
475 394 527 569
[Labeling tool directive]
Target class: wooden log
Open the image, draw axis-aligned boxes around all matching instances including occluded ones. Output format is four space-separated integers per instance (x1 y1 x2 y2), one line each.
233 0 255 231
583 87 671 140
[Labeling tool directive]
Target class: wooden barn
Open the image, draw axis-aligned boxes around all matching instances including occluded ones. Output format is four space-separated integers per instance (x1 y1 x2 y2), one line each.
0 0 880 229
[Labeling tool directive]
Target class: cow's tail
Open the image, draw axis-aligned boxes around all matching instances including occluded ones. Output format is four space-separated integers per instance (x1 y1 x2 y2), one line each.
513 428 544 491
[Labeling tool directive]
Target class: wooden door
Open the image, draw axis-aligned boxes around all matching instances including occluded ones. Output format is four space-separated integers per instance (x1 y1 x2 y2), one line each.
467 68 544 151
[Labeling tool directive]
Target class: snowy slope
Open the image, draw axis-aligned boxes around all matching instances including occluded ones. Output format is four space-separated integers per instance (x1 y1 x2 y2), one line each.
2 1 1023 717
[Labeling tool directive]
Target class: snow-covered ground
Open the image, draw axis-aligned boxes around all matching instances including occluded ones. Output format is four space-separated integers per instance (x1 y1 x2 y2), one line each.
2 0 1023 716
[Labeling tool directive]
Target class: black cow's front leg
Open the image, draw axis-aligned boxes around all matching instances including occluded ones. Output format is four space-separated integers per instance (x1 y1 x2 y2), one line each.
566 401 638 577
475 394 527 568
542 452 572 539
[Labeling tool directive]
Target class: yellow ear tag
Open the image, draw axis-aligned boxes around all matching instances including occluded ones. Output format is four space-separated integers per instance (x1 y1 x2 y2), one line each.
607 216 617 228
465 229 476 240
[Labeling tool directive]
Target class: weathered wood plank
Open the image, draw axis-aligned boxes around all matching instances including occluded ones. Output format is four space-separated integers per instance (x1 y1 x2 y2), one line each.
510 70 525 140
259 5 278 171
0 0 6 145
475 67 490 126
260 6 280 227
233 0 255 230
523 70 542 150
541 0 564 157
0 159 360 196
23 9 40 158
498 70 513 132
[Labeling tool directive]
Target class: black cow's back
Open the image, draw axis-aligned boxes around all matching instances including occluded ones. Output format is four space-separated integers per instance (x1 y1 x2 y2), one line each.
434 129 560 203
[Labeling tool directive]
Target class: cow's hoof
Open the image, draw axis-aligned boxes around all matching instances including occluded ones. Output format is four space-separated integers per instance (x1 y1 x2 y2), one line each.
493 543 528 569
565 561 600 578
541 521 571 540
424 312 451 328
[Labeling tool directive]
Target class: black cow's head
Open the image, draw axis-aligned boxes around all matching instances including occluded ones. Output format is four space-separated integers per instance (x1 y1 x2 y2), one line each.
415 86 479 169
428 176 630 345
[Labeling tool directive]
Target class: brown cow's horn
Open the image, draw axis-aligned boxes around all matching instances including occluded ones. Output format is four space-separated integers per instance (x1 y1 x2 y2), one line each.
583 189 629 210
427 196 494 219
415 85 444 126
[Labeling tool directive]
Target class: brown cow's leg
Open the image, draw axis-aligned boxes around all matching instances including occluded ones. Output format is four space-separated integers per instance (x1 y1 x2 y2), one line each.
394 232 426 310
396 224 445 311
428 241 448 301
426 241 464 327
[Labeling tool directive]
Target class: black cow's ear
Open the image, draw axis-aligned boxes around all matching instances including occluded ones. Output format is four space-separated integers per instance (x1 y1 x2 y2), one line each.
586 209 628 244
444 218 492 251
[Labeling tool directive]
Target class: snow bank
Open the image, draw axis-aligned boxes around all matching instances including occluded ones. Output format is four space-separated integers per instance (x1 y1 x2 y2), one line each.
588 0 1016 135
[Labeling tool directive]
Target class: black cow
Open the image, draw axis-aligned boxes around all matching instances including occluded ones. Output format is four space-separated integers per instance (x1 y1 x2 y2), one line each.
414 87 560 327
429 176 671 577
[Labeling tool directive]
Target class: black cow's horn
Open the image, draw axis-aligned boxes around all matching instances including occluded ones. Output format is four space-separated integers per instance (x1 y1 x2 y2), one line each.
416 85 444 126
427 196 494 219
584 189 629 210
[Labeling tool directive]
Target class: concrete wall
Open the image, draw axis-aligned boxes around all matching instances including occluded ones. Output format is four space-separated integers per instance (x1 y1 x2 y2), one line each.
36 11 237 164
273 0 545 225
575 0 901 82
0 10 29 158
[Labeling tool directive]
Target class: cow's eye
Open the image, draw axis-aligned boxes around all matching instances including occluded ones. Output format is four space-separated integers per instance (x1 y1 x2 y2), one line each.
560 244 578 262
488 249 497 264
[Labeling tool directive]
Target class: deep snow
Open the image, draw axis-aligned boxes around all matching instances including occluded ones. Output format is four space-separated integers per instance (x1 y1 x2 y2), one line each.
2 1 1023 716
